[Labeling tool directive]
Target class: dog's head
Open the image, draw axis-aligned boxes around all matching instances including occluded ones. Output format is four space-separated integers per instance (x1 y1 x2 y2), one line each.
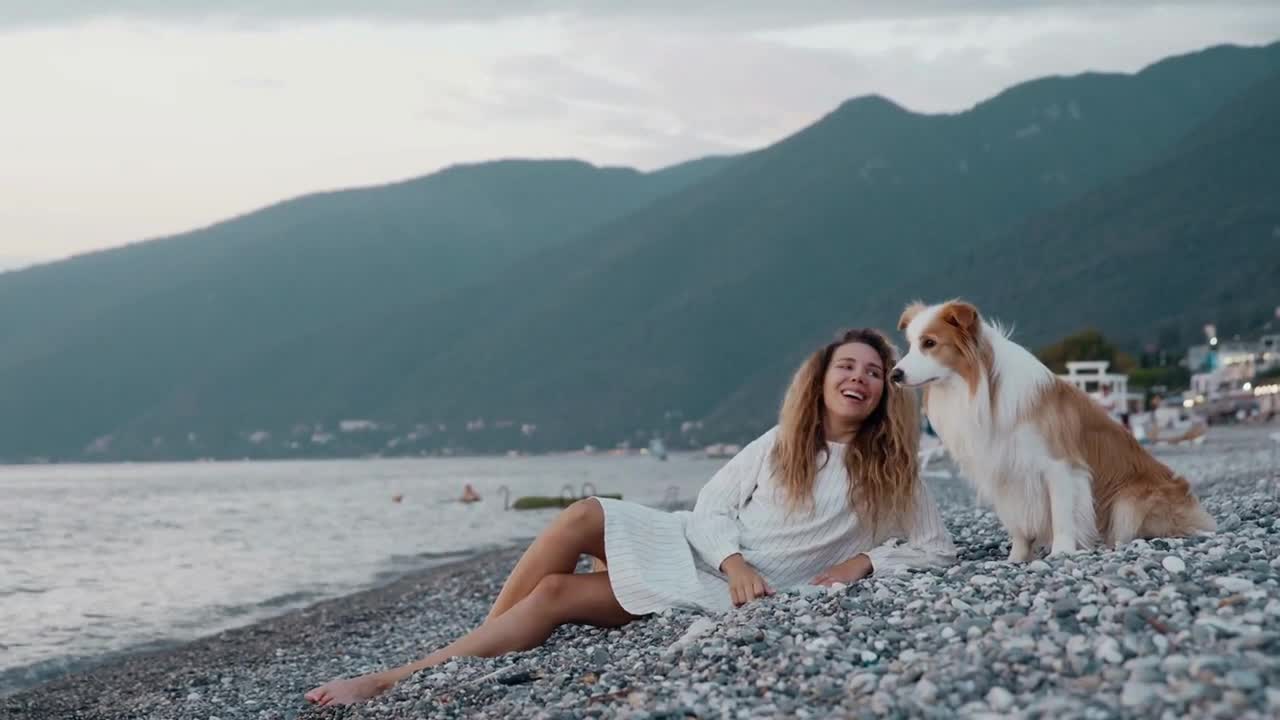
890 299 982 388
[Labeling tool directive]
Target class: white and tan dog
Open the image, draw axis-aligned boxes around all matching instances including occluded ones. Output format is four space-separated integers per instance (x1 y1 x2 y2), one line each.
891 299 1213 561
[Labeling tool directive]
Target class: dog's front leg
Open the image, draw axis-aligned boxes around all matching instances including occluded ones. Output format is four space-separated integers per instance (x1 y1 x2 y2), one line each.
1007 533 1032 562
1047 464 1083 556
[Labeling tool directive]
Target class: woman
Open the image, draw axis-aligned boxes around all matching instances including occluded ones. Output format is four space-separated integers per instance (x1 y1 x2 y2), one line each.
306 328 955 707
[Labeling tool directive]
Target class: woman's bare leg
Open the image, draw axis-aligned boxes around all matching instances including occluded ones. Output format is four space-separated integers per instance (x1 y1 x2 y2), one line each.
305 572 634 707
485 498 607 621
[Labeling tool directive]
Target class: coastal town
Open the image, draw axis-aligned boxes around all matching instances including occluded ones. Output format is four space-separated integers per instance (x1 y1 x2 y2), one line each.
57 324 1279 466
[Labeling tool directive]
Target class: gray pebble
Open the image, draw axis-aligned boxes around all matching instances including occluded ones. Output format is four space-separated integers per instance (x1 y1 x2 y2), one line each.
1225 670 1263 690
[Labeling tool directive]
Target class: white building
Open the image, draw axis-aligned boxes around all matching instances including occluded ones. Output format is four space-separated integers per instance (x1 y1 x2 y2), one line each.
1186 338 1266 376
1059 361 1136 414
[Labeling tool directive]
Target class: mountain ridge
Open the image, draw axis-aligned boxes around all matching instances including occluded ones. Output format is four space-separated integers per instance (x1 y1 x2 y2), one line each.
1 40 1277 460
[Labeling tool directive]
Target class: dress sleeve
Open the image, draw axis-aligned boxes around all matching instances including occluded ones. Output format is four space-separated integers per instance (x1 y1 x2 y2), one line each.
683 428 775 571
864 479 956 575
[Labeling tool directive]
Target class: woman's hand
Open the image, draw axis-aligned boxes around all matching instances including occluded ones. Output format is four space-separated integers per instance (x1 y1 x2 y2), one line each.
721 554 773 606
812 553 873 586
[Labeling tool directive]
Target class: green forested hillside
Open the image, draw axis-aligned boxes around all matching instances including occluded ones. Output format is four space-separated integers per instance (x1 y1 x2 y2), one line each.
0 42 1276 461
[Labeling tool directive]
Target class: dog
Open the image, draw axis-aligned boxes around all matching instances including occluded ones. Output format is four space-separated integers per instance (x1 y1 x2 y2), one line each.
890 299 1214 561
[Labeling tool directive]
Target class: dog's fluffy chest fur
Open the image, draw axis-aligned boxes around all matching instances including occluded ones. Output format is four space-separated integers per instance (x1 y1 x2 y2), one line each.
926 379 1055 539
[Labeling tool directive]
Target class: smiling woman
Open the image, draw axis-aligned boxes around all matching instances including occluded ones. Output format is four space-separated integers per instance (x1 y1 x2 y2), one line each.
304 327 955 707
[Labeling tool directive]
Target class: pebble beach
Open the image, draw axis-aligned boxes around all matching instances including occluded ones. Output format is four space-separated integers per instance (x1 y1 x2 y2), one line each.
4 426 1278 720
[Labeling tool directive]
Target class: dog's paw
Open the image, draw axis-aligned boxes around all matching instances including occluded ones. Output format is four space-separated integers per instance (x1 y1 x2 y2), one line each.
1007 537 1033 563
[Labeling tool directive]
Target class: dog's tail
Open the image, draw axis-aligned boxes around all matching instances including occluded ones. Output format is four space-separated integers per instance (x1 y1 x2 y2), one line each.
1180 498 1217 534
1109 475 1215 545
1170 474 1216 535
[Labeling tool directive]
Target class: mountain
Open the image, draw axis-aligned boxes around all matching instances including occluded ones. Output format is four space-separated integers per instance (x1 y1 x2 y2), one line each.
0 41 1277 461
228 40 1279 451
0 156 733 363
0 156 735 458
900 68 1280 352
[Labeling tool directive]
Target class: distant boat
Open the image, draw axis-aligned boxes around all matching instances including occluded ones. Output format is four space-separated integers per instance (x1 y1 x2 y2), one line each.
648 437 668 461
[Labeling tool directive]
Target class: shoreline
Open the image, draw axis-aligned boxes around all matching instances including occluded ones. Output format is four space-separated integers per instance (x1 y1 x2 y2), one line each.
4 431 1279 719
0 447 718 469
0 544 514 702
0 546 533 719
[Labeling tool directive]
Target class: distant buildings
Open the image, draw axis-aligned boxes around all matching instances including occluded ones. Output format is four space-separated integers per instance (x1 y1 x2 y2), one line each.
1059 361 1140 414
1185 333 1280 395
1178 332 1280 422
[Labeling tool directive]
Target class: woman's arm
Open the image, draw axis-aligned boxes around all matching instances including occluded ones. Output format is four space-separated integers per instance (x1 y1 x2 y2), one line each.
863 481 956 575
814 480 955 584
683 428 773 572
812 552 873 586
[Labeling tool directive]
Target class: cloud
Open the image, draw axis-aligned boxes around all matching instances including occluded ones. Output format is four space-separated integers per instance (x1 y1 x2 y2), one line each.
5 1 1279 31
1 3 1278 261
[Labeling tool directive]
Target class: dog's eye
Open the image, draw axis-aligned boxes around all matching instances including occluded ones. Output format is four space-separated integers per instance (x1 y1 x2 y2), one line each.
922 338 937 349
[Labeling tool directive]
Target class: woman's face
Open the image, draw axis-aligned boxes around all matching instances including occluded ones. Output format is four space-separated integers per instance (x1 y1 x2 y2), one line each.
822 342 886 435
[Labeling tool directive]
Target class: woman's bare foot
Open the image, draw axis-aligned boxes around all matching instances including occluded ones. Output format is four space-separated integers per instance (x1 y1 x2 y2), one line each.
304 671 395 707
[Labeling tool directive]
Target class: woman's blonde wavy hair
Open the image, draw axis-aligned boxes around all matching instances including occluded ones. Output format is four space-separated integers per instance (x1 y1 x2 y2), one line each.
769 328 920 530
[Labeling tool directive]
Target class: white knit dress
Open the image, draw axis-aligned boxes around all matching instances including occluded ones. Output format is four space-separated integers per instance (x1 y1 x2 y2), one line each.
598 426 956 615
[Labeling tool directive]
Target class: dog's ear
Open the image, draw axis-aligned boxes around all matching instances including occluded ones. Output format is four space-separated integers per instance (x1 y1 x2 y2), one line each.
898 301 925 331
941 301 979 333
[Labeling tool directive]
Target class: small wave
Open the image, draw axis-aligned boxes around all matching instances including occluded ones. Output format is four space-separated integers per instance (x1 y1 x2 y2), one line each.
0 586 47 597
417 548 482 561
383 548 479 568
254 590 320 610
370 545 495 585
212 588 324 621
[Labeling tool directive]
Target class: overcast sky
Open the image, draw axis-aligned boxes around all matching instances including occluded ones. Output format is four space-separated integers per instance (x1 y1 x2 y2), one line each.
2 2 1278 266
